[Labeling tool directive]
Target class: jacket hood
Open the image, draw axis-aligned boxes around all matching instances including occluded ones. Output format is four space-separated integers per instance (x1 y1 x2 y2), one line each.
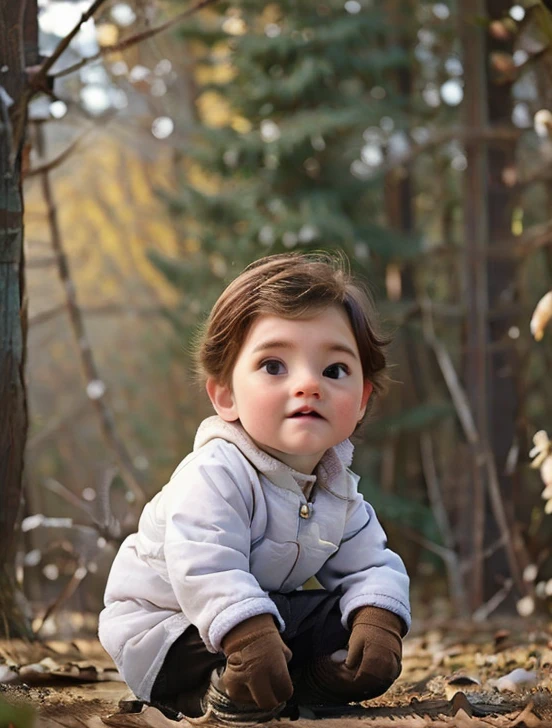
193 416 354 487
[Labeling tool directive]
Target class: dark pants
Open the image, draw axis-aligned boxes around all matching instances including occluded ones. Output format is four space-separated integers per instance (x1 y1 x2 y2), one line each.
151 589 349 705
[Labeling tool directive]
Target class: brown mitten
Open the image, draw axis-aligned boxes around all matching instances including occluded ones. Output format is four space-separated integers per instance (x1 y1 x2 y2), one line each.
220 614 293 710
345 606 404 691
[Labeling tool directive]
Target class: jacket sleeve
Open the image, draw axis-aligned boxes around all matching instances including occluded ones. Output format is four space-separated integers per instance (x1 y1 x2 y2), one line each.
162 446 283 653
315 476 411 632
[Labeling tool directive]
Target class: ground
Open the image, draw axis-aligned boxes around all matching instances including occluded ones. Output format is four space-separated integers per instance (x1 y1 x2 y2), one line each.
1 620 551 727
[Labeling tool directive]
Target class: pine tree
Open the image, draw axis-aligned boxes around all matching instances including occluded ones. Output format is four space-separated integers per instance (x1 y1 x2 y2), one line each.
150 0 421 333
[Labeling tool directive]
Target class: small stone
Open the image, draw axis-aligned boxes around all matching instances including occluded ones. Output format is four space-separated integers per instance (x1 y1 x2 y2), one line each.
494 668 537 692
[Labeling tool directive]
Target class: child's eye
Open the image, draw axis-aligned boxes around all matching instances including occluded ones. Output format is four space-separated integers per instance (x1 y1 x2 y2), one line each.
261 359 286 375
323 363 349 379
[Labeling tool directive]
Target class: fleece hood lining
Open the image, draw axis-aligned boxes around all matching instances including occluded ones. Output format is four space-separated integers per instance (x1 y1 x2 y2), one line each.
193 416 354 489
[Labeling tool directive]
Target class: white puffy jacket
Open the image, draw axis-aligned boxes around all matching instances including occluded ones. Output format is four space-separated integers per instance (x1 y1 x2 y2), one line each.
98 416 410 699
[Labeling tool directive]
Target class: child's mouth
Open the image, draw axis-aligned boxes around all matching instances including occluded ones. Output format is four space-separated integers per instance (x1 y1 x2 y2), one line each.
290 411 323 419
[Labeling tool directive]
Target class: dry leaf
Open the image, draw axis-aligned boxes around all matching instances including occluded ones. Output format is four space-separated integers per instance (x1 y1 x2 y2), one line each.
510 701 543 727
540 456 552 487
529 431 551 468
530 291 552 341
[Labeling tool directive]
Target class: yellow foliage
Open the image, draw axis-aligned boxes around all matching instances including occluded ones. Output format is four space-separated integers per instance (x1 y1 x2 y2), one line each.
186 238 201 253
232 116 253 133
261 4 283 23
24 130 181 312
511 206 523 236
195 60 235 85
187 162 219 194
96 23 119 46
196 91 232 127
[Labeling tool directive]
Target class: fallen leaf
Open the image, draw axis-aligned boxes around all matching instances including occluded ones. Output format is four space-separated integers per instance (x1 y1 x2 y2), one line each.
530 290 552 341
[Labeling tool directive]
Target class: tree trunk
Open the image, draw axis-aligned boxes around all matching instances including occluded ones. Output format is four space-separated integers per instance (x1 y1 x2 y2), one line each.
461 0 527 608
484 0 529 600
0 0 38 637
460 0 490 611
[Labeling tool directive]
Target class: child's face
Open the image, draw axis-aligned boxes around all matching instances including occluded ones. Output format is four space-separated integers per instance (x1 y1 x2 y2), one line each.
207 305 373 473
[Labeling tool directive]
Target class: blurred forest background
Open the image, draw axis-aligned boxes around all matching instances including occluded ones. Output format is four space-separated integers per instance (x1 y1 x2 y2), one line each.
3 0 552 639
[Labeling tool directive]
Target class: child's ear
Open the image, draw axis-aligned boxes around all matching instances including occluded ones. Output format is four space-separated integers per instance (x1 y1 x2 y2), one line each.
358 380 373 420
206 378 239 422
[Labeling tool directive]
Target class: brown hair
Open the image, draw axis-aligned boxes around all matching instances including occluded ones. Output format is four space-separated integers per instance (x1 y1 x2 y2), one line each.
194 252 389 396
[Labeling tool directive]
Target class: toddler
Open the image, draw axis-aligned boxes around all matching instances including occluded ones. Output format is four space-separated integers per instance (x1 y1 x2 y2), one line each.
99 253 410 723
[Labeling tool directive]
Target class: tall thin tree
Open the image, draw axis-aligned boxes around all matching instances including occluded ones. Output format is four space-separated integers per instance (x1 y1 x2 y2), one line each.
0 0 39 636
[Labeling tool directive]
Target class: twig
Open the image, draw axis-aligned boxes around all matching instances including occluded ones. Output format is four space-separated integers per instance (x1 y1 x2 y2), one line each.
34 121 146 507
516 161 552 189
380 126 522 176
471 579 513 621
34 560 88 636
420 302 478 444
29 303 169 327
44 472 123 542
26 130 87 177
421 298 526 597
33 0 109 84
43 477 96 520
516 219 552 254
26 256 57 268
13 0 110 152
52 0 220 79
419 432 469 616
395 524 457 563
27 399 89 450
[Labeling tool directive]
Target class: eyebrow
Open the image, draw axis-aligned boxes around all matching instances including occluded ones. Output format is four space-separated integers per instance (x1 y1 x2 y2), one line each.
251 340 358 359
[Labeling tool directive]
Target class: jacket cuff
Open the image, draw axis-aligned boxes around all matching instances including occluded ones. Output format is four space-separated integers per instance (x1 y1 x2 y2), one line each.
207 597 285 653
341 594 411 634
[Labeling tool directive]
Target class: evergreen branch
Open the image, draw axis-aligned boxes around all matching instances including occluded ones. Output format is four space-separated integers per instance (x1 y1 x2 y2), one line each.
52 0 221 80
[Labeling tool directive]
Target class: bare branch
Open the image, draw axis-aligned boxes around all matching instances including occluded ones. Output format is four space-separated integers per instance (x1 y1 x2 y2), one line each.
13 0 109 151
381 126 522 176
421 298 527 597
26 256 57 269
29 303 169 327
34 560 88 636
52 0 220 80
27 399 89 450
517 161 552 189
31 0 109 85
419 432 469 616
395 524 456 563
516 219 552 254
26 131 87 177
34 121 146 508
44 477 96 520
420 300 478 444
471 579 513 622
44 471 124 543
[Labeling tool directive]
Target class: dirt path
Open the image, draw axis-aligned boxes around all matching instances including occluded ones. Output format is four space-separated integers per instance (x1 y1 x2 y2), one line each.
1 620 551 727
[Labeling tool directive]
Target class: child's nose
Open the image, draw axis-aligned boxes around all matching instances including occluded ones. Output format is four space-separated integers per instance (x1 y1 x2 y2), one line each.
293 371 321 398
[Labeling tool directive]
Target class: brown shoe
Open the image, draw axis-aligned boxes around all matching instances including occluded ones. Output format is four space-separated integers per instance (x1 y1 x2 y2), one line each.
201 668 286 724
